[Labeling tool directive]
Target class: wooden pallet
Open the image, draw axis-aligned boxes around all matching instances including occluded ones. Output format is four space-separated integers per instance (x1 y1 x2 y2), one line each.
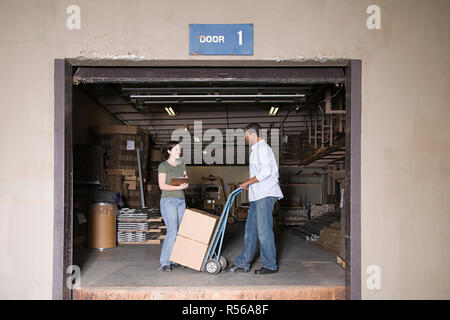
118 235 165 245
117 217 163 223
117 229 163 233
118 240 160 245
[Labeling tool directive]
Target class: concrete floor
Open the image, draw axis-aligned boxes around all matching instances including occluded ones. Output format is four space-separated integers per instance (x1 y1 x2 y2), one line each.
73 222 345 299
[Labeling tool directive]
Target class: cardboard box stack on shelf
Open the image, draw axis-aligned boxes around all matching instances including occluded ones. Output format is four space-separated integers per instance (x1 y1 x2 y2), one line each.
170 208 219 271
145 146 163 209
146 184 162 209
91 125 149 208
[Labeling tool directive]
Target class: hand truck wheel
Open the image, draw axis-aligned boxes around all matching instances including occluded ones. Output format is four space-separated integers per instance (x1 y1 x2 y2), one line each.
205 259 221 274
219 256 227 270
227 216 236 224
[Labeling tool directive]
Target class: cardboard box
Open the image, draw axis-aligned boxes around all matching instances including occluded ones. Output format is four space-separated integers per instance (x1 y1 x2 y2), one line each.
105 175 124 194
146 184 161 194
123 180 137 190
170 235 209 271
177 208 219 245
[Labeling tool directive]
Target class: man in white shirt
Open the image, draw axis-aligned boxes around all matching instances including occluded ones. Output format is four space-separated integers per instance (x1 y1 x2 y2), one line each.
228 123 284 275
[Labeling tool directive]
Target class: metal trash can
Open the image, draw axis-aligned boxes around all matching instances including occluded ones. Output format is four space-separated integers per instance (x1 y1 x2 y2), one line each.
88 202 117 250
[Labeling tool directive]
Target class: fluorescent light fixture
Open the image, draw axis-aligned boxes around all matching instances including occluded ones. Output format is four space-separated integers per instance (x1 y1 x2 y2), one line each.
269 106 279 116
164 106 176 117
193 136 201 143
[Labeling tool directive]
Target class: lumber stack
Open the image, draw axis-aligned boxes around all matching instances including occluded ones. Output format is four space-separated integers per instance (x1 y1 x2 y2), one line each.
318 221 341 254
280 208 308 225
280 204 335 226
91 125 149 208
287 210 341 240
310 204 336 219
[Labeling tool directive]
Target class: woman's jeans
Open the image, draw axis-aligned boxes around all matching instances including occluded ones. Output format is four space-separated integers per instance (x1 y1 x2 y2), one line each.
159 197 186 268
234 196 278 271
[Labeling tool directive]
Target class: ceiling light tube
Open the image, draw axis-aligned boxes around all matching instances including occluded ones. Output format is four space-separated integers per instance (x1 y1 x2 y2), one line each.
131 94 305 99
269 106 279 116
144 100 299 104
165 107 176 117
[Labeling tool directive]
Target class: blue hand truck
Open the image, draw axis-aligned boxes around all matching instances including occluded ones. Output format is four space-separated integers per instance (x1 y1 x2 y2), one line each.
201 187 243 274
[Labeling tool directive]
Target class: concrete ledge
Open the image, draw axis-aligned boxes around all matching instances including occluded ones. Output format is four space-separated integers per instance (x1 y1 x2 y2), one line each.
73 285 345 300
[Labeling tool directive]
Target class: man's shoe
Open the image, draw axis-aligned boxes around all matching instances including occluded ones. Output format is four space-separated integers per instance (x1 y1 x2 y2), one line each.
226 264 249 273
161 265 172 272
172 263 186 269
254 267 278 275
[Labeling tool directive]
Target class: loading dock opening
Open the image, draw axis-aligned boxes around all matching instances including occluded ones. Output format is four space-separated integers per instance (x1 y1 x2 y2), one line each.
54 59 361 300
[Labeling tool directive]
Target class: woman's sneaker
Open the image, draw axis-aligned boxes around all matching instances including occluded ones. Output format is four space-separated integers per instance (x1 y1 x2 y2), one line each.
161 265 172 272
226 264 249 273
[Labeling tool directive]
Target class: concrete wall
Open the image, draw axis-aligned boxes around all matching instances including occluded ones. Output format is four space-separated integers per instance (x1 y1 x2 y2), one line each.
0 0 449 299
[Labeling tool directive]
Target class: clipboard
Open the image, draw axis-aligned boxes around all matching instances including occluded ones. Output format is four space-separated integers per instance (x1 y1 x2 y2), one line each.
168 177 189 186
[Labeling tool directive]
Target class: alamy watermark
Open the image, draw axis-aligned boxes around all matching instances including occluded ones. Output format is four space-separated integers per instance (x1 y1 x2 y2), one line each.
66 4 381 31
367 5 382 30
66 5 81 30
170 121 280 165
66 265 81 290
366 265 381 290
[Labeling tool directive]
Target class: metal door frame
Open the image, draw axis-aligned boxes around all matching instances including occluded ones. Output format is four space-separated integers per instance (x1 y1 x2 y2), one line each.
53 59 361 300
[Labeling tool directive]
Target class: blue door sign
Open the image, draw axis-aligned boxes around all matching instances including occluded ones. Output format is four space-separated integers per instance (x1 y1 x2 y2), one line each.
189 24 254 55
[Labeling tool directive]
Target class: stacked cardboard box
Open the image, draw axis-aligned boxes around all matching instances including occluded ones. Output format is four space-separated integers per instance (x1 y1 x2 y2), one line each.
146 184 162 209
91 125 149 208
170 208 219 271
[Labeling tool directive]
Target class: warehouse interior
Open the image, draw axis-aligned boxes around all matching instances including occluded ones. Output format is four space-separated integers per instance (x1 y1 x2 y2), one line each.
69 65 350 299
